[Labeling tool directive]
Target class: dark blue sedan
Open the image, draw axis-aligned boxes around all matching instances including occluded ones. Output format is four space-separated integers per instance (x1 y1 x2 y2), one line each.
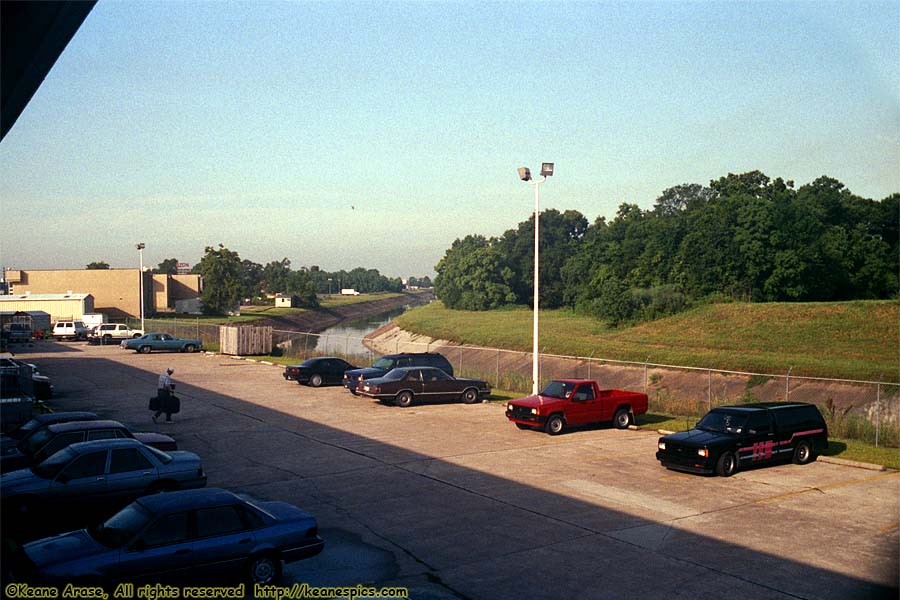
15 488 324 585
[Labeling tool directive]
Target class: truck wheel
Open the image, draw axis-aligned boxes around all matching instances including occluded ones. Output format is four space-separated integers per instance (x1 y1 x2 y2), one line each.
792 440 814 465
103 334 112 340
613 408 633 429
461 388 479 404
133 333 141 338
395 391 414 408
309 374 323 387
140 346 151 354
184 344 196 353
715 451 737 477
545 414 565 435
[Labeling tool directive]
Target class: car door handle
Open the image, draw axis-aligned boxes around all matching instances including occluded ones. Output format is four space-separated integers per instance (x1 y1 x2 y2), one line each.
141 472 152 475
238 538 251 544
96 477 105 481
175 548 192 555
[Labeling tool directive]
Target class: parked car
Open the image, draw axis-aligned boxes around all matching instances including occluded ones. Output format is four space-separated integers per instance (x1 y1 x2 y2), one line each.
505 379 649 435
0 411 99 455
52 321 89 341
357 366 491 407
1 419 177 474
12 487 322 586
5 323 33 343
121 333 202 354
1 438 207 519
89 323 144 342
655 402 829 476
283 356 358 387
343 352 453 395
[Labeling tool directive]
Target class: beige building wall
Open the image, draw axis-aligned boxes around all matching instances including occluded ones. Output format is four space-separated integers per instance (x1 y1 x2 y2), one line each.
8 269 147 319
5 270 203 317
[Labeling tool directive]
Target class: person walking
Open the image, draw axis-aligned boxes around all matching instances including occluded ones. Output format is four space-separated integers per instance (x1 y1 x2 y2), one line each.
153 367 178 423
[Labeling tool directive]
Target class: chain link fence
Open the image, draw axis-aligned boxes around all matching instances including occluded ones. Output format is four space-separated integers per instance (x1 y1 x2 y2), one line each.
124 319 900 448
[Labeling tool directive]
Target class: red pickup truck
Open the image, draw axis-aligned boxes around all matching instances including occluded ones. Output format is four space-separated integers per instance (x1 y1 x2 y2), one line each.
505 379 649 435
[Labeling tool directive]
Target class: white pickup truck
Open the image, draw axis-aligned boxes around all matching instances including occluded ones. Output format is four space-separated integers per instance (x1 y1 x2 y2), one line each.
89 323 145 341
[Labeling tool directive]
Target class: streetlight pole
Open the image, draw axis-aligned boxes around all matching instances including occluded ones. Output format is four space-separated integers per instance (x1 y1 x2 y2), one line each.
518 163 554 395
328 278 333 296
136 243 145 332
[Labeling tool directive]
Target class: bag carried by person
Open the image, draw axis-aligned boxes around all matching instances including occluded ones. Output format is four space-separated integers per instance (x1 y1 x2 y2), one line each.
165 394 181 414
148 395 161 411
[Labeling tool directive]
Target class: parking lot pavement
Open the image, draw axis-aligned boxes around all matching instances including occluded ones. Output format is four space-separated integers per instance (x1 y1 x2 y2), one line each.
9 342 899 599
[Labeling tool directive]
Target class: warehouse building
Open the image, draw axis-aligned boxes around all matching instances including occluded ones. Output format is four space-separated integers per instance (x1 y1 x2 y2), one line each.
0 293 94 322
2 269 201 319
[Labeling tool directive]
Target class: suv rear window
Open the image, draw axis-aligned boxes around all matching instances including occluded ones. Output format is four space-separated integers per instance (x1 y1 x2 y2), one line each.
773 406 824 429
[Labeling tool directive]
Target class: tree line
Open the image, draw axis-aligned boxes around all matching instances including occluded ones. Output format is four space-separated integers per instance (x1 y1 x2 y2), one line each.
434 171 898 324
191 246 408 314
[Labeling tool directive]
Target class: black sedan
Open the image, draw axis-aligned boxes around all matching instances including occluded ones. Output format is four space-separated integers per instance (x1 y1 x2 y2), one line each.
283 356 357 387
14 488 323 585
357 366 491 407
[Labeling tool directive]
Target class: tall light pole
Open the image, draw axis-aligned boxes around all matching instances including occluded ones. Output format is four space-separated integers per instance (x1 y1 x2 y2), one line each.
518 163 554 395
136 243 145 332
328 278 333 296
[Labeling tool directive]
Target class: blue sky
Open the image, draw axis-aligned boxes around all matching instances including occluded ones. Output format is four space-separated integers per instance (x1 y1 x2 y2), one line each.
2 1 897 277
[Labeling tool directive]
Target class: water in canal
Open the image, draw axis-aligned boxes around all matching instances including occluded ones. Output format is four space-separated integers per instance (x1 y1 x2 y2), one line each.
311 305 410 356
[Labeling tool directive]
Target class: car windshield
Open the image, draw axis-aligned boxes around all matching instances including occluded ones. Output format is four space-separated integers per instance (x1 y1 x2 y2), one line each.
19 427 53 454
144 445 173 464
372 357 395 370
382 369 406 381
31 446 77 479
89 503 152 548
696 410 748 434
539 381 576 400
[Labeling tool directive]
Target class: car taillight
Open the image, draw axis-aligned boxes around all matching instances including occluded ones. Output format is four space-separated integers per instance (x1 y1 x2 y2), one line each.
357 375 363 381
371 387 380 394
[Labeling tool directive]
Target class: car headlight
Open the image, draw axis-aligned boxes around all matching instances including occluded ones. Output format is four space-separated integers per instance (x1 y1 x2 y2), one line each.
507 404 513 411
658 442 666 450
697 448 709 457
530 408 538 415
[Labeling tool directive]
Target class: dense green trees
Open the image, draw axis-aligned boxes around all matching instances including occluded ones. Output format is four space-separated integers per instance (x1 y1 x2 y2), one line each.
196 247 402 315
152 258 179 275
434 171 898 323
85 261 109 269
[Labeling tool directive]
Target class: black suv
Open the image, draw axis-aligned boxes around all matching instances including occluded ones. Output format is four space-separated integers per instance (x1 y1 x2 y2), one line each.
343 352 454 394
656 402 828 477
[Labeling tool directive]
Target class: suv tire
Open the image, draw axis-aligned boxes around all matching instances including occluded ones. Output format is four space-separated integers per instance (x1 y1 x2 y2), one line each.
716 451 737 477
545 414 565 435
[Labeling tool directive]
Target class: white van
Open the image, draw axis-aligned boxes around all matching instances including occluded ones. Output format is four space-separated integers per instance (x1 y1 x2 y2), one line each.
52 321 89 340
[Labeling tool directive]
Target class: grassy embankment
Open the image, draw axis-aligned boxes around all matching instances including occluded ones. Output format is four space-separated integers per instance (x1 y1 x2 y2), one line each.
400 300 899 467
396 300 899 382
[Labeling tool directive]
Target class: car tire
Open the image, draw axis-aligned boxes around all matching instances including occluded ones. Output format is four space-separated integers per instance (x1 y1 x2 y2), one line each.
133 333 141 338
396 391 414 408
545 414 565 435
309 374 323 387
247 554 282 585
139 345 151 354
792 440 814 465
461 388 479 404
184 344 196 353
715 451 737 477
613 408 633 429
